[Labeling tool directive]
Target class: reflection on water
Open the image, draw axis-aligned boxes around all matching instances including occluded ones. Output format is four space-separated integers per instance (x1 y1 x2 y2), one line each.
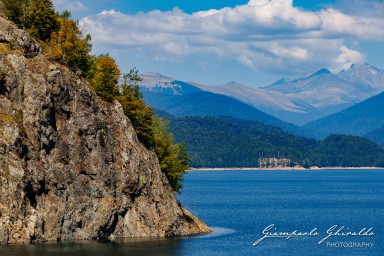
191 227 236 239
0 227 235 256
0 238 182 256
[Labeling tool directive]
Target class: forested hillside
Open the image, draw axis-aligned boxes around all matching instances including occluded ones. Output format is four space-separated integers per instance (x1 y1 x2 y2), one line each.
164 115 384 168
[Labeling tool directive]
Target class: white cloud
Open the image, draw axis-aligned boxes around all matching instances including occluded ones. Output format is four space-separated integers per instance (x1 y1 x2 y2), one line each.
334 46 365 71
319 8 384 40
79 0 384 74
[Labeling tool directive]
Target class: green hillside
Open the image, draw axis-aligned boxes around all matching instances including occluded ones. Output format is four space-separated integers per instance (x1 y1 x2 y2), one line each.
164 115 384 168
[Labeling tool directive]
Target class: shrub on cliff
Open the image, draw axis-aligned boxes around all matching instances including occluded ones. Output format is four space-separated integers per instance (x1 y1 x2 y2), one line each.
153 116 189 192
91 62 189 191
91 55 121 102
116 69 154 149
26 0 60 41
2 0 29 28
48 11 93 76
3 0 60 41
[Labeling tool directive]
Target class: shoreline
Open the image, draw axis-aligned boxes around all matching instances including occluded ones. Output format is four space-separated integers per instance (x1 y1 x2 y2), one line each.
189 167 384 171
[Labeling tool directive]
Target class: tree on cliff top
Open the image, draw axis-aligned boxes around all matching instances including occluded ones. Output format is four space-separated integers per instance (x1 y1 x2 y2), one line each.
116 69 155 149
3 0 60 42
27 0 60 41
48 12 92 75
91 55 121 102
2 0 29 28
153 116 189 192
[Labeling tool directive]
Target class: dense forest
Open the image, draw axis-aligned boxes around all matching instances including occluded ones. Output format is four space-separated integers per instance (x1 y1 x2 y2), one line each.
2 0 188 192
163 115 384 168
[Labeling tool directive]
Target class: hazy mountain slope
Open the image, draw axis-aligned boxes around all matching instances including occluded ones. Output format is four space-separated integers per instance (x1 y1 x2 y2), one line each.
304 91 384 138
140 63 384 130
191 65 384 125
364 124 384 148
139 75 313 137
141 84 305 135
192 81 302 114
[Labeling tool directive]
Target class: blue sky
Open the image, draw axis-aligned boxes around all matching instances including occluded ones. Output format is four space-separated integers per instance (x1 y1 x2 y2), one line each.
52 0 384 87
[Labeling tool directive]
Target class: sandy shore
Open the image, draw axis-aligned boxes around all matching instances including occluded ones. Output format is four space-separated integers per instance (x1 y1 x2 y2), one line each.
189 167 384 171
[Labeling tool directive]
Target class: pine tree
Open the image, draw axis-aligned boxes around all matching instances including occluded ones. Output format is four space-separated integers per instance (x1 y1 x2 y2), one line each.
26 0 60 41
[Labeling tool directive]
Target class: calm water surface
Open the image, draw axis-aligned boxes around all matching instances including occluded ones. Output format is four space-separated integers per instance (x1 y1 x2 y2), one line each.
1 169 383 255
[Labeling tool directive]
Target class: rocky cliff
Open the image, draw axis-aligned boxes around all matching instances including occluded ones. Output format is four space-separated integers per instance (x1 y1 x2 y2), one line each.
0 15 209 244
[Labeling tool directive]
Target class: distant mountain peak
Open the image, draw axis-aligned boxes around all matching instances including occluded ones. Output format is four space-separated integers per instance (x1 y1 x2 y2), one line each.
349 62 372 68
267 68 332 88
344 62 379 73
311 68 331 76
213 81 249 89
338 62 384 89
299 68 332 80
144 72 162 76
141 72 174 80
140 72 175 87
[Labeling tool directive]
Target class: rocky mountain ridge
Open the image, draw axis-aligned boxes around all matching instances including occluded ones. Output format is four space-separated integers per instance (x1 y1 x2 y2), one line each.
139 63 384 126
0 15 209 244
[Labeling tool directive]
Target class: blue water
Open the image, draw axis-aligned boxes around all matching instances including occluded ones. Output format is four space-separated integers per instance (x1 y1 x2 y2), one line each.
0 170 383 255
178 170 384 255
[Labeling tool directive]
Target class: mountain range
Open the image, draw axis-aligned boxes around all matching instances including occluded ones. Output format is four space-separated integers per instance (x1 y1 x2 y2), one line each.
138 63 384 147
304 91 384 146
139 73 311 137
194 63 384 125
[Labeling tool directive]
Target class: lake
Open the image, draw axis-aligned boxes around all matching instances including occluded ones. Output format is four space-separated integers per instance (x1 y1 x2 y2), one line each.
1 169 383 255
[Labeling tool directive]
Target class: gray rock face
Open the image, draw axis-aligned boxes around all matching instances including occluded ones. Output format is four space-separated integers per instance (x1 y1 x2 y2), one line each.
0 17 42 58
0 18 209 244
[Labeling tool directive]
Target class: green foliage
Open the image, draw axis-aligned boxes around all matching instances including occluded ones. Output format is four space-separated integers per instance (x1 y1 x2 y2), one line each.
2 0 29 28
26 0 60 41
164 115 384 168
4 1 92 75
115 70 189 192
91 65 188 191
314 134 384 167
91 55 121 102
116 68 154 148
3 0 60 42
48 13 92 75
153 116 189 192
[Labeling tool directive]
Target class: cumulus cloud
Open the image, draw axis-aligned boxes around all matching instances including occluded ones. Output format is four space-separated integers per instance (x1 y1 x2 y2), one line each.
79 0 384 74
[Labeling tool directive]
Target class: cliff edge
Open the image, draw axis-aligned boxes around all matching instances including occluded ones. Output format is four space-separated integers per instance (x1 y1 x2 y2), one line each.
0 15 210 244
